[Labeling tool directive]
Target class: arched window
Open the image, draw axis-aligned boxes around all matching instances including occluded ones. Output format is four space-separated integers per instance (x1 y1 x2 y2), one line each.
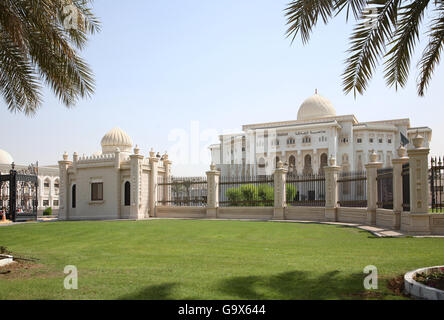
302 136 311 144
124 181 131 206
275 156 280 168
289 155 296 168
287 137 295 145
72 185 76 208
319 153 328 175
303 154 313 175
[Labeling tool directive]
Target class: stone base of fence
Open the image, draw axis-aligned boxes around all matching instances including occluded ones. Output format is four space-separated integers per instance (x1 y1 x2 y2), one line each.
154 206 444 235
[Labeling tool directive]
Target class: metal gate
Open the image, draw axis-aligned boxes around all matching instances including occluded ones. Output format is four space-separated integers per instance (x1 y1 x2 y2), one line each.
377 167 393 209
0 163 38 222
430 157 443 213
402 163 410 212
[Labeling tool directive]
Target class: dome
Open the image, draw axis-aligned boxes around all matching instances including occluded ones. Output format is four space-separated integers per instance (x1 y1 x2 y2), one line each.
0 149 14 165
297 92 336 121
101 127 133 154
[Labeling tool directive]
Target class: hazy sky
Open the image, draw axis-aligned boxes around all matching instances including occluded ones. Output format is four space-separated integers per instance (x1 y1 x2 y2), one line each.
1 1 443 176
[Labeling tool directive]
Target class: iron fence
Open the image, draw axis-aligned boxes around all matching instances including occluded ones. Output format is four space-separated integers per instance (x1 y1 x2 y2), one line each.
402 163 410 212
219 175 274 207
430 157 443 213
286 173 326 207
157 176 207 207
337 171 367 207
377 167 393 209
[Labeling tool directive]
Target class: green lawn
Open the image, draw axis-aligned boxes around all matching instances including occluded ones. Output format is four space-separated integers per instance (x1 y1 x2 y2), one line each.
0 219 443 300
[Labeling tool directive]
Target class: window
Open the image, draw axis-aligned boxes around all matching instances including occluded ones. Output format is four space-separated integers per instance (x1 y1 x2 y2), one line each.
91 182 103 201
357 138 362 143
369 138 374 143
54 183 59 189
287 137 295 145
44 182 50 188
378 138 383 143
53 200 59 206
388 138 392 144
72 185 76 208
124 181 131 206
302 136 311 143
43 200 49 206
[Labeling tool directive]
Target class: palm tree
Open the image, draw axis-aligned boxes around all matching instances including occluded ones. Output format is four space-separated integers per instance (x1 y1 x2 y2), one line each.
285 0 444 96
0 0 100 115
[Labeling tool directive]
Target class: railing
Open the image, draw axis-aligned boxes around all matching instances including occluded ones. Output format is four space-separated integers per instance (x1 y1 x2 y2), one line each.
430 157 443 213
286 173 325 207
219 175 274 207
377 167 393 209
337 171 367 207
157 176 207 207
402 163 410 212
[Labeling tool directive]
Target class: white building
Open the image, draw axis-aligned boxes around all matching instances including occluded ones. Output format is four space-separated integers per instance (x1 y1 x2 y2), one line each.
210 92 432 177
0 149 60 214
58 127 171 220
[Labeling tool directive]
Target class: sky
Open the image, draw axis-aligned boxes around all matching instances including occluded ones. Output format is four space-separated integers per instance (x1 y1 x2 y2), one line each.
1 0 443 176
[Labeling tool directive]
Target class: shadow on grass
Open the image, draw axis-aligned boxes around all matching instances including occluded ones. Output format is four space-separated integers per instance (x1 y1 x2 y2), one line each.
118 270 393 300
216 270 388 300
119 282 179 300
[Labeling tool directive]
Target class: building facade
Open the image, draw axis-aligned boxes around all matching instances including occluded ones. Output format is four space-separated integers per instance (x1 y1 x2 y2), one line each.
58 127 171 220
0 149 60 214
210 92 432 177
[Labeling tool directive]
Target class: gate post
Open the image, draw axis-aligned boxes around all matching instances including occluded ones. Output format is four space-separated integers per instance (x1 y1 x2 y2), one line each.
206 163 220 218
392 146 409 229
9 165 17 222
273 161 287 220
365 151 383 225
163 153 172 206
148 149 159 217
324 156 341 222
58 153 72 221
403 134 431 234
130 146 144 219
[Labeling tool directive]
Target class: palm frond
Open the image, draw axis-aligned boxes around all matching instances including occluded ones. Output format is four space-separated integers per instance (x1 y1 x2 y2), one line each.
342 0 401 97
384 0 430 90
334 0 368 21
417 3 444 96
285 0 336 44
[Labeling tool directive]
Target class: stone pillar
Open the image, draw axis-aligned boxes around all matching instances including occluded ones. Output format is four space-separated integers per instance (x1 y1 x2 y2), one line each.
324 156 341 222
365 151 383 225
130 146 144 219
206 163 220 218
163 153 172 206
57 152 72 220
273 161 287 220
392 146 409 229
149 148 159 217
403 134 431 234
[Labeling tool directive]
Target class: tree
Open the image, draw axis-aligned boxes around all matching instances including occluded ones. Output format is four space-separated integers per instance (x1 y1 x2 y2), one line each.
285 0 444 96
0 0 100 115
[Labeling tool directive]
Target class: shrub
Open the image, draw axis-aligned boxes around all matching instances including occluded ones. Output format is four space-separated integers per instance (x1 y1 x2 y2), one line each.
240 184 259 206
257 184 274 206
43 207 52 216
286 184 297 202
226 188 243 206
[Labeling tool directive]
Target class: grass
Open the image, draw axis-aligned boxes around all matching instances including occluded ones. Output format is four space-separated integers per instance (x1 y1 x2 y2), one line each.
0 219 443 300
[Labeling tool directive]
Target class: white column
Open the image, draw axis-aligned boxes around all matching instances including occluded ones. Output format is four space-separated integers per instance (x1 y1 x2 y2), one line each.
365 151 383 225
130 146 144 219
148 149 159 217
57 152 71 220
273 161 288 220
206 163 220 218
324 156 341 222
402 134 431 235
392 146 408 229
